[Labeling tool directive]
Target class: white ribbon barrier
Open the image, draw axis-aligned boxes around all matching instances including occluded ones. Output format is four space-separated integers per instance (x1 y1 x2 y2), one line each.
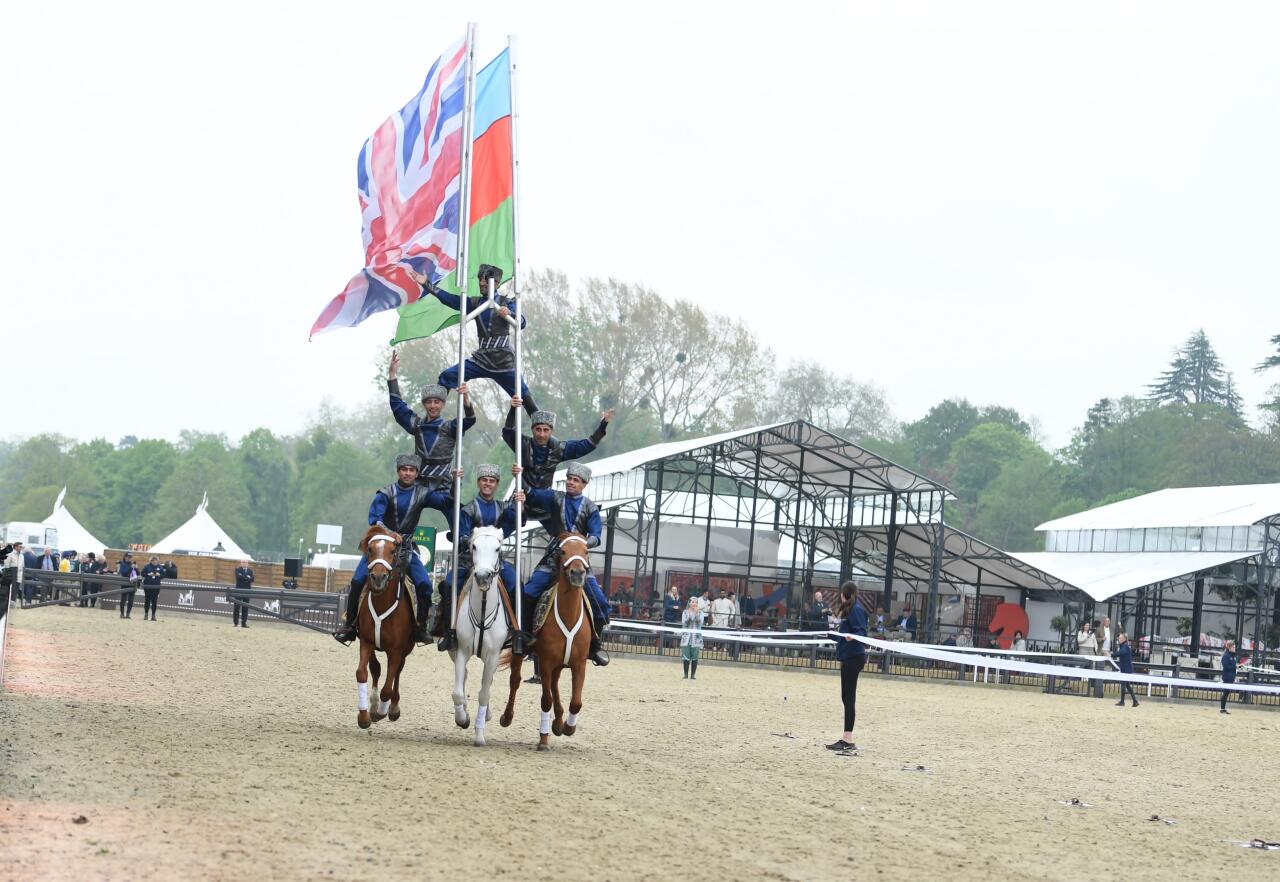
604 619 1280 697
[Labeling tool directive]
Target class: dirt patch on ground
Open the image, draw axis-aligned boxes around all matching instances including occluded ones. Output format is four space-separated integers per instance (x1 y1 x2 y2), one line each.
3 607 1278 881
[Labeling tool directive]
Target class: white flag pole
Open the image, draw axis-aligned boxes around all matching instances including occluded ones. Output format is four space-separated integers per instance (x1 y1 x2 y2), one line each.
509 34 525 635
449 22 479 636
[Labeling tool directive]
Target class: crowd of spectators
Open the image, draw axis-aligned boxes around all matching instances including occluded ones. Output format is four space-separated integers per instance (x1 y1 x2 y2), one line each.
3 545 178 609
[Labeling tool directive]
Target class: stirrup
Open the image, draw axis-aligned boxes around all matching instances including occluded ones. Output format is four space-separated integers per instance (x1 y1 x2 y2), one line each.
510 630 534 657
437 629 458 652
589 639 610 667
333 624 357 645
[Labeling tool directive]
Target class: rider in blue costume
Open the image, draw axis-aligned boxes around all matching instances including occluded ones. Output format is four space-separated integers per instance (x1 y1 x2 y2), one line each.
429 463 524 654
407 263 540 417
332 454 450 646
387 350 474 490
504 399 612 523
513 462 611 667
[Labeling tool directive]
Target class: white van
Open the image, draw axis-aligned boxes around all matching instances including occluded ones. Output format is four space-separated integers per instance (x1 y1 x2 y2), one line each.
2 521 59 554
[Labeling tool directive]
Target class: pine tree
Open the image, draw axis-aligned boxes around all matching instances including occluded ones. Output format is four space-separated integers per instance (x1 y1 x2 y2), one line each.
1148 329 1231 407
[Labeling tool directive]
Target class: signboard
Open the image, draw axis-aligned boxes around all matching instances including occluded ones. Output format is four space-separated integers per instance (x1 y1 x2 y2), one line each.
412 526 437 568
315 524 343 546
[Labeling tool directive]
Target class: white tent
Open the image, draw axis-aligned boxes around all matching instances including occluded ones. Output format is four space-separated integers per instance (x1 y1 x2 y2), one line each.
150 493 250 560
47 488 109 555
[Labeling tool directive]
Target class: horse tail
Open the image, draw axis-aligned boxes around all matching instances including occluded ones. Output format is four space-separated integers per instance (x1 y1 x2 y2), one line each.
497 649 513 671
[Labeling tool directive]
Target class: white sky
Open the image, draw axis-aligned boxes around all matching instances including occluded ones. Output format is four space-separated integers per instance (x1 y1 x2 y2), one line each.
3 1 1277 449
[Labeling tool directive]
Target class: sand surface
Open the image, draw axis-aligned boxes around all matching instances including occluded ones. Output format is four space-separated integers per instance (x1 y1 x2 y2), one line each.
2 606 1278 881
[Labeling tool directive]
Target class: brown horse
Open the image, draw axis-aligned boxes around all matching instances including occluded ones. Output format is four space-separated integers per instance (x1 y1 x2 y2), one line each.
354 525 416 729
500 532 592 750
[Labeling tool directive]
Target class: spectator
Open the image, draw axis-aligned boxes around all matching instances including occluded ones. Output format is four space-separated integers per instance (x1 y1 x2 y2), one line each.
827 581 868 751
740 590 756 620
2 541 22 607
1076 620 1095 655
726 590 742 629
809 590 830 630
941 631 957 647
1100 616 1113 654
897 606 918 641
117 553 139 618
872 606 886 637
164 559 179 579
80 552 104 608
663 586 681 624
710 590 735 629
1091 620 1105 654
1012 631 1027 652
58 551 77 573
680 597 705 680
140 555 165 621
956 627 973 648
1112 631 1138 707
232 559 254 628
1219 639 1237 715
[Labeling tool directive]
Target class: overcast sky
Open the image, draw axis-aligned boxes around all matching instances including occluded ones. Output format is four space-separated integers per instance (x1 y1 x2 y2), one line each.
3 1 1277 449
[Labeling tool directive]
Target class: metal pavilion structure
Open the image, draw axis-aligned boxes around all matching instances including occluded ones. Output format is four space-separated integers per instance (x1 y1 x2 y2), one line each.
517 420 1070 642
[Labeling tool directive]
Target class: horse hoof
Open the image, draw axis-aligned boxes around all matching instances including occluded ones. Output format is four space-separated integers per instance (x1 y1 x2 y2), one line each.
499 711 513 728
552 720 564 736
389 709 401 722
358 713 371 730
536 743 550 752
455 716 470 730
474 736 486 747
563 725 576 737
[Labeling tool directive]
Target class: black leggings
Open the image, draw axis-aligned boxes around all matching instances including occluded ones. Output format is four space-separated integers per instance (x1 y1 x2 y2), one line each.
120 591 136 617
1119 682 1138 704
841 655 866 731
143 588 159 618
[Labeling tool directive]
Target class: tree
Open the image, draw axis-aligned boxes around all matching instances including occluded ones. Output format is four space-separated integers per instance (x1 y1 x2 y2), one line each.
1148 329 1239 414
944 422 1042 503
238 428 295 556
971 450 1063 550
760 360 897 441
143 437 254 548
0 434 74 520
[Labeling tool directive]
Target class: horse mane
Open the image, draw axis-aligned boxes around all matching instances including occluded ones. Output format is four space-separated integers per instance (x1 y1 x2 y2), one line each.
359 524 400 555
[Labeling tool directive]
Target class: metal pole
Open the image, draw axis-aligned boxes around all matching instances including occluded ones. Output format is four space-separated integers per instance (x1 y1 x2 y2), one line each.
700 446 717 595
1190 575 1204 659
509 35 524 637
882 493 899 615
648 462 666 601
449 22 479 634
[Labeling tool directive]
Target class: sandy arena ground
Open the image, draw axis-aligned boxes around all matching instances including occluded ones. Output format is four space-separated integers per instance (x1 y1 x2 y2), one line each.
2 606 1278 882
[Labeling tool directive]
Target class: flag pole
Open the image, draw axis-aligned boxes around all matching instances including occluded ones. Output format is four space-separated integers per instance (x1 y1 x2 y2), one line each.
509 34 524 635
449 21 479 637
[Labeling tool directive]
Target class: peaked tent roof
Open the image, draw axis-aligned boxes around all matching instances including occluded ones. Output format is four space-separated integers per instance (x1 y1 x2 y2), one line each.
1037 484 1280 532
149 493 250 560
46 488 109 554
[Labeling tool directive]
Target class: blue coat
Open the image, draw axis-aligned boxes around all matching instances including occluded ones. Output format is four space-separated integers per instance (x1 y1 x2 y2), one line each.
1221 649 1237 684
1112 641 1134 674
835 603 869 661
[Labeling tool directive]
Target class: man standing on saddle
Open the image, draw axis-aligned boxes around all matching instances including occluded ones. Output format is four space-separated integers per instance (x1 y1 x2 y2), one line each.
406 264 540 417
504 399 613 522
429 463 524 655
387 350 474 490
332 454 449 646
513 463 612 667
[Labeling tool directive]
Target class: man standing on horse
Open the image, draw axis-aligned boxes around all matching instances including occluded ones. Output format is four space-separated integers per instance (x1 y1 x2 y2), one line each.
406 263 540 417
387 350 474 491
430 463 524 654
333 454 448 646
514 463 612 667
504 400 613 523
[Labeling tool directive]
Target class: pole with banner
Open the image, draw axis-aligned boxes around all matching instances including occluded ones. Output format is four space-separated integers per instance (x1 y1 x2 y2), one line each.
449 22 479 637
508 34 525 636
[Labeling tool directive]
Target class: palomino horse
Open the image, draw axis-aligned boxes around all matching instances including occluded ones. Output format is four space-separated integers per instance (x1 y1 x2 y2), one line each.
500 532 592 751
354 525 417 730
449 526 515 747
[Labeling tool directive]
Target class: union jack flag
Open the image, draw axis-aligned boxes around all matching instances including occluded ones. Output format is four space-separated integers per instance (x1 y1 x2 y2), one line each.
311 36 468 338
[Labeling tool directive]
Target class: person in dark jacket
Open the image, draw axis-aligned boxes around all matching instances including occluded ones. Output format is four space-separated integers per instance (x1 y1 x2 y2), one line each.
1112 631 1139 707
663 586 681 624
81 553 105 608
827 581 869 751
1219 639 1237 714
140 555 165 621
232 560 254 628
117 553 138 618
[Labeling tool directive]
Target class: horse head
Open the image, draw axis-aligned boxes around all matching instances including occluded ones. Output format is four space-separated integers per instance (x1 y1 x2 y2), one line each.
558 532 590 589
360 525 401 594
469 526 504 591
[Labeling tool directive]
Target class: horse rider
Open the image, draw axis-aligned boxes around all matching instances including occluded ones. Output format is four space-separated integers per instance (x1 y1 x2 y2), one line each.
406 263 540 417
504 398 613 523
512 462 612 667
387 350 474 490
332 454 449 646
429 463 524 655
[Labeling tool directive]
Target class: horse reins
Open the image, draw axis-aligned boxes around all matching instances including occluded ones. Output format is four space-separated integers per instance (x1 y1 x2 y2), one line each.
364 532 406 650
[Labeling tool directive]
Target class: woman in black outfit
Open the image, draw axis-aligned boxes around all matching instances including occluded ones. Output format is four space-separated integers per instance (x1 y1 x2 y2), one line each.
827 581 869 751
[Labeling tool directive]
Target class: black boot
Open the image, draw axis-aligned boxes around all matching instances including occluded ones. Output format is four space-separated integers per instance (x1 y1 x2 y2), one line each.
332 580 362 644
588 617 610 667
511 592 537 657
690 659 698 680
413 584 432 645
682 659 689 679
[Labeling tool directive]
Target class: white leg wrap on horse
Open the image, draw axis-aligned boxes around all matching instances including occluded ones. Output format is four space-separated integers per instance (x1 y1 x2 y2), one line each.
566 711 579 728
476 705 488 729
357 682 370 711
539 710 552 735
377 699 390 716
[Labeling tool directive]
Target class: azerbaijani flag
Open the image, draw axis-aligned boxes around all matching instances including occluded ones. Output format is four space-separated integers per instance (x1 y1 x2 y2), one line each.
392 48 514 345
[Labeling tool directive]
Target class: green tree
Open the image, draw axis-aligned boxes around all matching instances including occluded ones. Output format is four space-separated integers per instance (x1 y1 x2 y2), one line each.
295 441 384 554
143 437 253 548
0 435 74 520
945 422 1042 504
1148 329 1240 415
760 360 897 441
238 428 295 556
972 450 1063 550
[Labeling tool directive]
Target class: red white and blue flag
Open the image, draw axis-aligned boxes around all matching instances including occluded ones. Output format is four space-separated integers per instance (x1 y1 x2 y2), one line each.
310 36 468 338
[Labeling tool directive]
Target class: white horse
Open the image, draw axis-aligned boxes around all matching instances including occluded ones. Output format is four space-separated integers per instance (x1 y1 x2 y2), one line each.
450 526 512 746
